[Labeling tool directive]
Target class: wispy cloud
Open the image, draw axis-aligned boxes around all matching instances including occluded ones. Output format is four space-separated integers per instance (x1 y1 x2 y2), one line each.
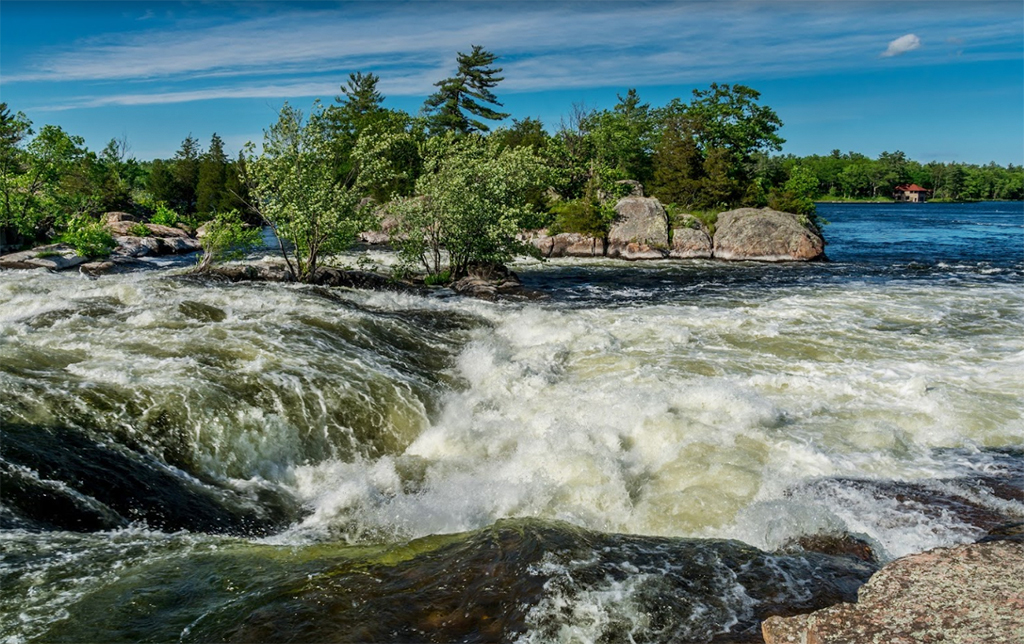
6 2 1023 110
881 34 922 58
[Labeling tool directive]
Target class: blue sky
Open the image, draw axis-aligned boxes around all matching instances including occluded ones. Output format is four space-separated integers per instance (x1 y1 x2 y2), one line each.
1 1 1021 164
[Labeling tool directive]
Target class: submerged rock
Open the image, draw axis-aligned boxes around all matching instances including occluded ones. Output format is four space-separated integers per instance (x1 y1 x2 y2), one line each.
762 540 1024 644
0 424 298 536
607 196 670 260
713 208 825 262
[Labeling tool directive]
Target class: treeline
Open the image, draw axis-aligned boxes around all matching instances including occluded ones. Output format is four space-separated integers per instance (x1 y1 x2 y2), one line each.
2 45 1021 277
759 151 1024 202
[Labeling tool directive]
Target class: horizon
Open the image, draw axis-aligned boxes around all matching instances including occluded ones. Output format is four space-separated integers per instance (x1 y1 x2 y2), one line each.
1 1 1022 165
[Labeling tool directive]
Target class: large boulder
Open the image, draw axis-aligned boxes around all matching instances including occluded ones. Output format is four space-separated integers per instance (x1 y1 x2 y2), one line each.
669 217 713 259
106 221 200 257
607 197 669 260
762 541 1024 644
113 236 162 257
713 207 824 261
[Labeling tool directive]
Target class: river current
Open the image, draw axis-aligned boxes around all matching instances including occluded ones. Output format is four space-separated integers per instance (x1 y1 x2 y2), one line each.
1 202 1022 643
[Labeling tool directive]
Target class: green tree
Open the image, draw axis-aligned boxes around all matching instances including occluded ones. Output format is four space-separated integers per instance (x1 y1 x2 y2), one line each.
768 164 818 216
170 135 202 214
0 103 33 237
651 116 705 209
685 83 784 159
584 89 655 185
196 133 228 215
5 124 91 237
387 133 548 279
242 101 372 282
423 45 510 135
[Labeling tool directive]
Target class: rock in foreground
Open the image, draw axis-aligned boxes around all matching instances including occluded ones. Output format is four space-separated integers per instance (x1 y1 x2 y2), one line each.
762 540 1024 644
714 207 825 262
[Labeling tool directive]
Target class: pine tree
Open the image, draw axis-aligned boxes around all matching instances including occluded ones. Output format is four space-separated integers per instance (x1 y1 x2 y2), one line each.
196 133 227 215
423 46 510 135
651 117 705 209
169 135 202 214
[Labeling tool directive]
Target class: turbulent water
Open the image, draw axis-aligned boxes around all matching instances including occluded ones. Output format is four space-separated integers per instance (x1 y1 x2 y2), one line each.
1 202 1022 643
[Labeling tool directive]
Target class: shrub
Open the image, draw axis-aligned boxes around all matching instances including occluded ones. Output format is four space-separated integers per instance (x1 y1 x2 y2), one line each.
128 222 151 237
150 204 180 227
60 216 116 258
423 270 451 286
547 198 615 238
194 209 262 272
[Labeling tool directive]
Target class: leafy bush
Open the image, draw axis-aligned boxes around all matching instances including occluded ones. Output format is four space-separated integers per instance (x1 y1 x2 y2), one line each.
128 222 151 237
547 198 615 238
60 216 116 258
194 209 262 272
150 204 180 227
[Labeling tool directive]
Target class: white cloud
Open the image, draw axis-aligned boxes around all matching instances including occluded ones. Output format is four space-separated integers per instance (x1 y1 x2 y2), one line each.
881 34 922 58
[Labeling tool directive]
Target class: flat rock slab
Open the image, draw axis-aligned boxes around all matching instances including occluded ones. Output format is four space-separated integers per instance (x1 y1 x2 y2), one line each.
762 541 1024 644
0 244 87 271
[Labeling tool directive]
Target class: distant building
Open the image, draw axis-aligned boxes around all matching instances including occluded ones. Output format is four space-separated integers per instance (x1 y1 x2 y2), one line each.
893 184 931 203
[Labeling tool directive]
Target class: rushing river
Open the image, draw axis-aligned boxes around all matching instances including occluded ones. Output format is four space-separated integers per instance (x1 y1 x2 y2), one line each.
1 202 1022 643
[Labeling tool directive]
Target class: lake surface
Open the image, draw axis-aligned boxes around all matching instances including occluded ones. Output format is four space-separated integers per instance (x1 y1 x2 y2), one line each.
1 202 1022 643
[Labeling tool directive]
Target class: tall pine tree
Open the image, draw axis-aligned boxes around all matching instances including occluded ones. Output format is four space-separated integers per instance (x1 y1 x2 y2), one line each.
196 133 227 215
423 46 510 135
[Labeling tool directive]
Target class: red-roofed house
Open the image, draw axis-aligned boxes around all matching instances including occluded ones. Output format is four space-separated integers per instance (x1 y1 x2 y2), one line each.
893 184 931 203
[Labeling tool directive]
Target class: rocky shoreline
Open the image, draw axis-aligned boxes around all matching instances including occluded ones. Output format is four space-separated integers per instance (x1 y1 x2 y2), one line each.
762 536 1024 643
516 196 825 263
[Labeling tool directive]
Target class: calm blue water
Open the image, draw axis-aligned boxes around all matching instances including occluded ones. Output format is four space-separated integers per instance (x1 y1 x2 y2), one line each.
819 201 1024 267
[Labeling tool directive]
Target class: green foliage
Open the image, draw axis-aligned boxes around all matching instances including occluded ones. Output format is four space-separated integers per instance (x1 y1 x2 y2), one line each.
424 46 510 134
59 215 115 258
243 101 371 282
650 84 783 211
768 164 818 217
194 209 262 272
423 270 451 286
547 197 615 238
150 204 181 227
583 89 656 186
128 222 152 237
196 133 228 215
388 132 548 279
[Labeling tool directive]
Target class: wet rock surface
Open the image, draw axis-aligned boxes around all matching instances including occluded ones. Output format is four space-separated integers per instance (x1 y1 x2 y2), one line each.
0 424 298 536
714 208 825 261
450 262 541 300
761 540 1024 644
